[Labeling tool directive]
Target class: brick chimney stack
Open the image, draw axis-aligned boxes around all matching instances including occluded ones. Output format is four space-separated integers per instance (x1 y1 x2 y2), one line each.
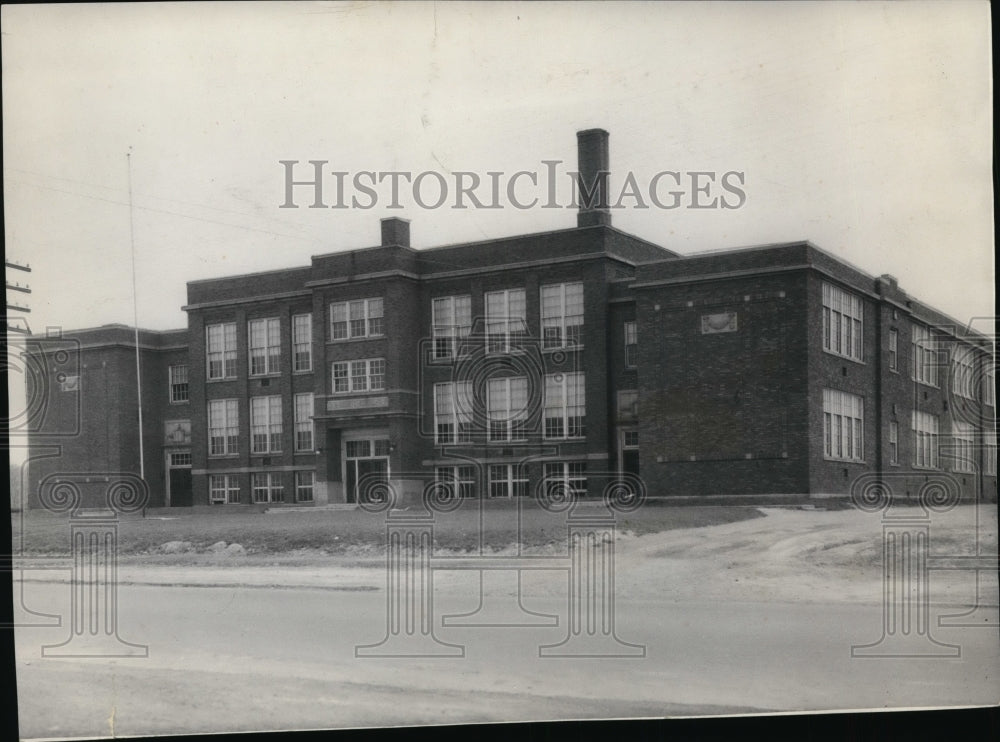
576 128 611 228
381 217 411 247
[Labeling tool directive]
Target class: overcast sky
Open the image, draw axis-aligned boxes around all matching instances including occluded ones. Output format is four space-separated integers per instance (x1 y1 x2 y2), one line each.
3 1 993 336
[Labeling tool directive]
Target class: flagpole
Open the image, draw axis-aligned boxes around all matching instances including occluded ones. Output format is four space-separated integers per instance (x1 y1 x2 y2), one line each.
127 148 145 481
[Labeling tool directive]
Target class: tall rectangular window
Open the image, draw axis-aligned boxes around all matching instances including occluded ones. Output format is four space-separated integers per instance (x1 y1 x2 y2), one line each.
435 466 476 498
487 376 528 441
985 367 995 407
248 318 281 376
207 399 238 456
912 410 939 469
294 471 314 502
489 464 528 498
432 296 472 359
485 289 526 353
912 324 939 387
292 314 312 372
822 389 864 461
951 345 975 400
541 282 584 349
951 421 975 473
206 322 237 380
888 421 899 465
434 381 473 444
209 474 241 504
294 392 314 452
169 364 189 403
330 298 383 340
543 461 587 497
331 358 385 393
985 432 997 476
888 329 898 372
624 321 637 369
250 395 282 454
252 472 284 504
822 282 863 361
544 372 586 439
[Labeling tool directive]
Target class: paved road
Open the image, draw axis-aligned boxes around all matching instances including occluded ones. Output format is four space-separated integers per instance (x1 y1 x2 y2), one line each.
13 575 999 739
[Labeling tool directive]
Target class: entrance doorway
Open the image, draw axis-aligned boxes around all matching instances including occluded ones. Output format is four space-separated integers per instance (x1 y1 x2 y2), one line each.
344 437 390 504
167 450 193 506
619 429 639 477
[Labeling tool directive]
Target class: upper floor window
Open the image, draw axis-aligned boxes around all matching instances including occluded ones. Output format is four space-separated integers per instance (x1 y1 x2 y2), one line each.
248 318 281 376
951 345 975 400
206 322 237 380
822 282 863 361
330 298 383 340
624 321 637 369
888 329 898 373
207 399 238 456
434 381 473 444
544 372 585 439
823 388 864 462
432 295 472 360
985 431 997 476
986 367 995 407
294 392 314 452
169 364 189 403
250 395 282 454
912 324 939 387
332 358 385 394
487 376 529 442
888 421 899 465
541 282 584 349
485 288 526 354
912 410 939 469
292 314 312 372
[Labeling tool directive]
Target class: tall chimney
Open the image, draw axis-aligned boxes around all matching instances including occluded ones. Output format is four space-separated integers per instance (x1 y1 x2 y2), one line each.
576 128 611 228
380 217 410 247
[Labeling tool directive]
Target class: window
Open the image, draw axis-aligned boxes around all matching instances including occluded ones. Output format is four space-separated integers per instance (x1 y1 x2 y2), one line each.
950 421 975 473
912 411 939 469
541 282 584 349
252 472 284 504
294 393 314 451
250 396 282 454
823 389 864 461
206 322 237 380
888 421 899 465
888 329 898 373
485 289 526 353
822 282 863 361
912 324 939 387
209 475 241 505
617 390 639 422
985 432 997 476
624 321 637 369
435 466 476 498
487 376 528 441
489 464 528 498
292 314 312 372
330 298 383 340
207 399 238 456
544 372 585 439
951 345 975 400
623 430 639 448
432 296 472 359
169 364 189 403
294 471 314 502
543 461 587 497
434 381 474 444
332 358 386 393
985 366 995 407
248 318 281 376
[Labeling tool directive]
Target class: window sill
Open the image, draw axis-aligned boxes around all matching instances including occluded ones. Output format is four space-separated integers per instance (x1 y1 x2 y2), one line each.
249 373 281 380
208 454 240 460
327 336 385 345
911 379 939 389
822 349 865 365
169 400 190 405
823 456 866 464
542 345 583 354
292 369 313 375
207 377 238 384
